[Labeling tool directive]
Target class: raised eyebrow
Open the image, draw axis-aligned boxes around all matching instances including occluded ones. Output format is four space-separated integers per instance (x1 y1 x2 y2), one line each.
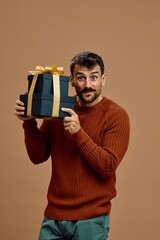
75 71 99 76
90 71 99 75
75 72 85 76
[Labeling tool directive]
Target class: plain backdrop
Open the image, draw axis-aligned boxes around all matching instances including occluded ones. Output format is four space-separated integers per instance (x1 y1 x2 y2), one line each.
0 0 160 239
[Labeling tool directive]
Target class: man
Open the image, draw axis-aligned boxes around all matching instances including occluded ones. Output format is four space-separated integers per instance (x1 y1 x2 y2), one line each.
15 52 130 240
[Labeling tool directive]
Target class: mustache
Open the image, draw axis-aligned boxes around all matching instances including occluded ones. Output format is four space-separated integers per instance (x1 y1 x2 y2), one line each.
81 87 96 93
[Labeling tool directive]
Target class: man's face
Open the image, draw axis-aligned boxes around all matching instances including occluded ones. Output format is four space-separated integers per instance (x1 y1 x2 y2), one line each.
70 64 106 107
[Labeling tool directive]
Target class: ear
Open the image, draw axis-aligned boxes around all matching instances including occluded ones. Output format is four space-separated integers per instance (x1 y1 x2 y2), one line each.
70 75 75 87
101 73 106 86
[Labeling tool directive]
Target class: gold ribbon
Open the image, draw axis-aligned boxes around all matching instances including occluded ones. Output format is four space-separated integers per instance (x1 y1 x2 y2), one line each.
52 75 60 117
27 65 64 117
29 65 64 75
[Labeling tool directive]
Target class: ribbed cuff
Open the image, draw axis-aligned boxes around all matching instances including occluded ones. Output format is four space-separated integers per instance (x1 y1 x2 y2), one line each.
22 118 37 130
73 128 90 147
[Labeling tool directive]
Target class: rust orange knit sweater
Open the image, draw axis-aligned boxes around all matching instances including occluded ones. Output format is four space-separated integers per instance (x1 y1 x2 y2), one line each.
23 97 130 220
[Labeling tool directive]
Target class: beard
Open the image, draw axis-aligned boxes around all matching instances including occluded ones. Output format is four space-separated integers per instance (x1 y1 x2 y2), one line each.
75 87 101 103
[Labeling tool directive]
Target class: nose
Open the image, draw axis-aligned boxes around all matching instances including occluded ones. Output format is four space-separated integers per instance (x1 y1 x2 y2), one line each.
84 77 91 88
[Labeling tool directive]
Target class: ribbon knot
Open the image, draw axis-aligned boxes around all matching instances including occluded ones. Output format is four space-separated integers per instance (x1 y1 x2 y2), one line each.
29 65 64 75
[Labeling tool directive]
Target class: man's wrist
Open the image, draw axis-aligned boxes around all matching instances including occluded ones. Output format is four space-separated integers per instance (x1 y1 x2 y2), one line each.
22 118 37 129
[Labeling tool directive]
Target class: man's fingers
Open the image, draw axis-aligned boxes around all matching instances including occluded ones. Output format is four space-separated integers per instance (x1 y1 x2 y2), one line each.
16 99 24 106
62 108 80 134
15 105 25 111
63 121 73 127
61 108 76 116
14 98 31 121
63 116 73 122
15 109 24 116
15 99 25 116
15 99 25 111
15 109 31 121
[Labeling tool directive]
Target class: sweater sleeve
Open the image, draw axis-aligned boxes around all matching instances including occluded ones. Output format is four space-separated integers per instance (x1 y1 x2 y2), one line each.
23 119 51 164
73 108 130 178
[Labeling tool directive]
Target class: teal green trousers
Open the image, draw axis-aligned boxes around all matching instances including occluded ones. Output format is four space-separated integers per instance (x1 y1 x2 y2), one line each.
38 215 110 240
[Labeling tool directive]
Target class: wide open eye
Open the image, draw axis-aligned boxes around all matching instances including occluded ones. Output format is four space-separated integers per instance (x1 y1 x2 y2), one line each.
90 75 98 80
77 76 86 81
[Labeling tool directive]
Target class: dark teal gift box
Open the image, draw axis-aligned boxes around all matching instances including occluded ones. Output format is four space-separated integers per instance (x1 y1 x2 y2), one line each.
20 72 75 119
28 73 70 96
20 93 75 118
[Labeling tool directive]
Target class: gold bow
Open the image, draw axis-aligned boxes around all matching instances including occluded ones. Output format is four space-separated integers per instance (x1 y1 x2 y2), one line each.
29 65 64 75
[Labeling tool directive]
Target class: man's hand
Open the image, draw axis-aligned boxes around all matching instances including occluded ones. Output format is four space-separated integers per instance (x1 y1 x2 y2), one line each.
14 99 31 121
62 108 80 134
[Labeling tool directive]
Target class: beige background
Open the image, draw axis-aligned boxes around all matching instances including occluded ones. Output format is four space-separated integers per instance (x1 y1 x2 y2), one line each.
0 0 160 239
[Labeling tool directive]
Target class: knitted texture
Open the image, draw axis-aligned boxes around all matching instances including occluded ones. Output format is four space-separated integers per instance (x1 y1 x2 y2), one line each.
23 97 130 220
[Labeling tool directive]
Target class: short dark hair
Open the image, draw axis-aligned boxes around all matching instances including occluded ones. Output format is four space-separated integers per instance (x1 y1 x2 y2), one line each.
70 51 104 76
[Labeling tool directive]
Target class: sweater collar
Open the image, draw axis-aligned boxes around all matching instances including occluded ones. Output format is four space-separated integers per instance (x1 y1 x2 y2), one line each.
74 96 105 112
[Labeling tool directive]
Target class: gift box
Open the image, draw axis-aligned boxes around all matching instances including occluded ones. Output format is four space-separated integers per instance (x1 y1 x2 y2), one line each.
28 73 70 96
20 93 75 118
19 65 75 119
